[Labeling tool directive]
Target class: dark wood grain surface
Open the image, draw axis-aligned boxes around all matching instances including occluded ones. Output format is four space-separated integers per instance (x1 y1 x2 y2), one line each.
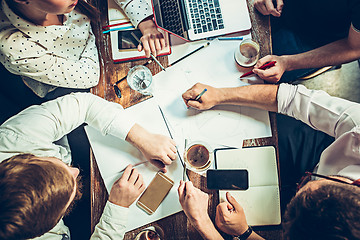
90 0 282 239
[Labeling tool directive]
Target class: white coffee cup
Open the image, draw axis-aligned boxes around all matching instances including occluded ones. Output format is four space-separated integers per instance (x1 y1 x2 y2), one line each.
234 39 260 67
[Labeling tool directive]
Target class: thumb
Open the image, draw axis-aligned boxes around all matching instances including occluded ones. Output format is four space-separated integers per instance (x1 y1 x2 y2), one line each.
226 192 242 210
254 55 273 69
137 44 143 52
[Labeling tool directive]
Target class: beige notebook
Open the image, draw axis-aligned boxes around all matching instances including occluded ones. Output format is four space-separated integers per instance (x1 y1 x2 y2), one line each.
215 146 281 226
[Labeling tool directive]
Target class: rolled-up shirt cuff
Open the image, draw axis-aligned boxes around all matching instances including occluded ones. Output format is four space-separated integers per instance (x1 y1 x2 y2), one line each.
101 201 129 225
120 0 153 28
277 83 298 115
108 110 136 140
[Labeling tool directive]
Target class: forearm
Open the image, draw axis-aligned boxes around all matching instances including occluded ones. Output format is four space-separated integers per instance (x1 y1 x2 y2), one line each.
193 218 224 240
217 85 279 112
284 38 360 71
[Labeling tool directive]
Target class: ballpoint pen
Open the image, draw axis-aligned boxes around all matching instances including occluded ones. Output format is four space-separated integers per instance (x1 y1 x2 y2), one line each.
240 61 277 78
130 32 166 71
194 88 207 101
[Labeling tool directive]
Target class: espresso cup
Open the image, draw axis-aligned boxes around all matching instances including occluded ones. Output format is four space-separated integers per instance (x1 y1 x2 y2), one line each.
183 141 213 172
234 38 260 67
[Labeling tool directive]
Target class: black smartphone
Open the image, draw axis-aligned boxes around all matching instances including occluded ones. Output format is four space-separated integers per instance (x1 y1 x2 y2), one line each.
206 169 249 190
118 30 142 51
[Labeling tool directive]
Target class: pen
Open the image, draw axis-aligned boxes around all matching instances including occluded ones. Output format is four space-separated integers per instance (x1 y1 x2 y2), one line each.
102 21 131 30
102 26 135 34
194 88 207 101
240 61 277 78
168 42 210 67
119 161 148 173
130 32 166 71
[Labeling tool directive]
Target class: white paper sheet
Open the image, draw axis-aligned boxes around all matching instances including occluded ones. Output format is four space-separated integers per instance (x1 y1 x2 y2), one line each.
85 98 183 232
152 39 271 149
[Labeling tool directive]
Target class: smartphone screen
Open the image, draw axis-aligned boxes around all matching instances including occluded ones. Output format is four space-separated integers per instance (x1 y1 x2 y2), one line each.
118 30 142 50
136 171 174 215
206 169 249 190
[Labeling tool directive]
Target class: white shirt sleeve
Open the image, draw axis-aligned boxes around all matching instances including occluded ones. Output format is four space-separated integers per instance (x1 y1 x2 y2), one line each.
277 83 360 138
91 201 129 240
0 93 135 162
114 0 153 27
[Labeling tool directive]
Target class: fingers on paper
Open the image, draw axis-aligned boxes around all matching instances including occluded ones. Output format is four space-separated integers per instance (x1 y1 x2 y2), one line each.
150 159 167 172
187 100 202 109
121 164 133 180
253 68 280 83
128 168 139 184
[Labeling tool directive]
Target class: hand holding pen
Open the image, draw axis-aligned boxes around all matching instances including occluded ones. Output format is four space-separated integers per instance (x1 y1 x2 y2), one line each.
182 83 220 110
251 55 287 83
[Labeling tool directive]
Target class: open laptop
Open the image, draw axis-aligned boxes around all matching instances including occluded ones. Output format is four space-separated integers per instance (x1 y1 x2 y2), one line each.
151 0 251 41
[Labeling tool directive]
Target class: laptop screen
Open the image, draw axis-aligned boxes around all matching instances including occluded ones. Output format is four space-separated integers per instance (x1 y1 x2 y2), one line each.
152 0 189 39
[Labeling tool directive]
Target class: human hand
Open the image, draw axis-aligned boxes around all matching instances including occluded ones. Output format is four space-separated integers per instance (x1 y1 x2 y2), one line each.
138 18 166 58
178 180 212 227
182 83 222 110
126 124 177 173
254 0 284 17
215 192 248 236
253 55 288 83
108 165 146 208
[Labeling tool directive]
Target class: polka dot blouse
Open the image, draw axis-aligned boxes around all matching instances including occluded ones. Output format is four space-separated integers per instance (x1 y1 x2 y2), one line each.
114 0 153 28
0 0 100 97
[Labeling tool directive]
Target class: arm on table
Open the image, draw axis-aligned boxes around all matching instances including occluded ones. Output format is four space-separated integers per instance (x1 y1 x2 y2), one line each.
0 93 176 170
91 165 146 239
216 192 264 240
178 181 224 240
253 25 360 83
182 83 279 112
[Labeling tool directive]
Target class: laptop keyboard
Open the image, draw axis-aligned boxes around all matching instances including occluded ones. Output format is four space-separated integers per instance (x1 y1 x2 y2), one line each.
188 0 224 34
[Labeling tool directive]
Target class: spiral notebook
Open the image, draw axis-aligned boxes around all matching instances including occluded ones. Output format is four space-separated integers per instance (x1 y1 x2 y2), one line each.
215 146 281 226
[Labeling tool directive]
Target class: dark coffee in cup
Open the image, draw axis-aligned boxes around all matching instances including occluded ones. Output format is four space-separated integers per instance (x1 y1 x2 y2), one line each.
186 144 210 169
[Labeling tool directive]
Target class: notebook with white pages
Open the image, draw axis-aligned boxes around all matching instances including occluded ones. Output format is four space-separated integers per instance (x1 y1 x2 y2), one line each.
215 146 281 226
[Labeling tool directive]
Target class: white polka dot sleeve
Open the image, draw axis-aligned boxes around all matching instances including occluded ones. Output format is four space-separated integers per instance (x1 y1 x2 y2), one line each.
114 0 153 28
0 27 99 89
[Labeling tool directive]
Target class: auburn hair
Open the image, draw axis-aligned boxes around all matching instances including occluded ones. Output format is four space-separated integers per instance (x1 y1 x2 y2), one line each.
0 154 75 240
75 0 100 21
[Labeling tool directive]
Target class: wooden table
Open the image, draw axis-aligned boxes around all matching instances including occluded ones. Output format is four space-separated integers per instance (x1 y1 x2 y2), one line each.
90 0 282 239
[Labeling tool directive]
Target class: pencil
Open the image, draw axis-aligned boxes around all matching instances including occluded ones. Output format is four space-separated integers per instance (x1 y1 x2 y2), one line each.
240 61 277 78
194 88 207 101
168 42 210 67
218 36 243 40
130 32 166 71
119 161 148 173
